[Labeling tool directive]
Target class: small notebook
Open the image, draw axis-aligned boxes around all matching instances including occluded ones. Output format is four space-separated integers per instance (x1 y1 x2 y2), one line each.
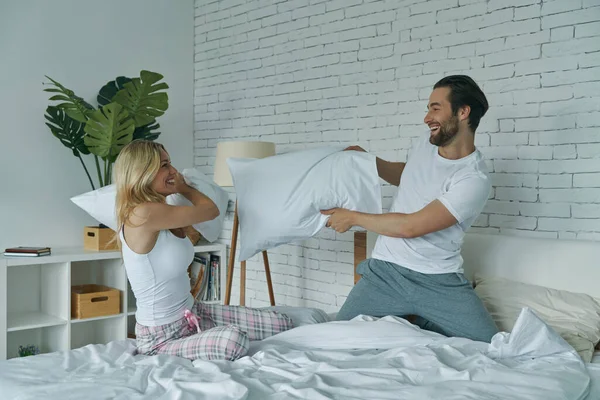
4 247 51 257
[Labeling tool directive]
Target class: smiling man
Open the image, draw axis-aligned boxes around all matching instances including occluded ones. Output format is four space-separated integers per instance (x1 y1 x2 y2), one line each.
322 75 498 342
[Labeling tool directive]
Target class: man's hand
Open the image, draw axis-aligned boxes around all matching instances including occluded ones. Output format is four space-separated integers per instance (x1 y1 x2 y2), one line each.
321 208 357 233
344 145 366 152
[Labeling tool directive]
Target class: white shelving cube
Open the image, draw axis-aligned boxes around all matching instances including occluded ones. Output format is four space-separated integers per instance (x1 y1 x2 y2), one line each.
7 262 69 332
71 317 125 350
0 241 226 361
7 325 68 359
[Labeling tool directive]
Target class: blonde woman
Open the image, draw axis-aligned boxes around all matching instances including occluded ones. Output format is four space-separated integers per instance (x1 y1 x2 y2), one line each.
114 140 293 361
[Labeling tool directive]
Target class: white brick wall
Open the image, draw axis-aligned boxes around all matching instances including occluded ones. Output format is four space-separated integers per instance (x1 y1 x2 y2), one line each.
194 0 600 311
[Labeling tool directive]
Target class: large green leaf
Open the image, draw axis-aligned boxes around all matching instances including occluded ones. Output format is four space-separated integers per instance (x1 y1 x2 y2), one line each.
97 76 132 106
84 103 135 161
43 76 94 123
44 106 90 157
133 121 161 141
112 70 169 128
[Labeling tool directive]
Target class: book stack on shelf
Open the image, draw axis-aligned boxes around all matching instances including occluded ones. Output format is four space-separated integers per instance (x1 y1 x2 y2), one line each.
190 254 221 303
3 247 51 257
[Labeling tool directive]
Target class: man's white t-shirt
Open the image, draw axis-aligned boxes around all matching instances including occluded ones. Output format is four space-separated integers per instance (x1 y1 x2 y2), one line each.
371 133 491 274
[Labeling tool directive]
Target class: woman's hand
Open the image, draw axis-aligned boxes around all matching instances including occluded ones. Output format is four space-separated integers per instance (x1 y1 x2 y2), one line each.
171 172 191 194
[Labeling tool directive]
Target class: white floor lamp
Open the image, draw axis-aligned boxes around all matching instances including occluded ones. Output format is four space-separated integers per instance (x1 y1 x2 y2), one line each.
213 141 276 306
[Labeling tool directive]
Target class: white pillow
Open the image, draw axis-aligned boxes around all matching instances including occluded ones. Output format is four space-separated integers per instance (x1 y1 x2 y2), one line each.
70 168 229 242
261 306 330 327
474 274 600 362
71 184 120 231
260 315 444 350
227 147 382 261
167 168 230 243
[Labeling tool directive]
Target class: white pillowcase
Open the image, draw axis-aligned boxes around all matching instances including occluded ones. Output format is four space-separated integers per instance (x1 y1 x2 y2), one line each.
260 315 444 350
474 274 600 362
261 306 330 327
168 168 230 243
227 147 382 261
70 168 229 242
71 184 119 231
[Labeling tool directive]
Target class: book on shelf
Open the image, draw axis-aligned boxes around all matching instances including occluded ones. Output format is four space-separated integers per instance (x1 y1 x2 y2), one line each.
192 255 208 301
210 254 220 302
192 253 221 303
3 246 51 257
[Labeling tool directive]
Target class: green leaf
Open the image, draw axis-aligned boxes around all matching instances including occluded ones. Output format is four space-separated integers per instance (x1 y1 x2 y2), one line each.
97 76 132 106
44 76 95 123
133 120 161 141
84 103 135 160
48 95 72 102
44 106 90 157
112 70 169 128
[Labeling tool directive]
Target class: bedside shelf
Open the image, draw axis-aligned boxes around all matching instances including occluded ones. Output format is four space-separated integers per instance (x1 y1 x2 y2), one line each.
7 312 67 332
0 242 226 360
71 313 126 324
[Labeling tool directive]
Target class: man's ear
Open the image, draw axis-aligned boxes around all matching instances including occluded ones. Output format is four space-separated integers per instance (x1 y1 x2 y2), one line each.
458 105 471 122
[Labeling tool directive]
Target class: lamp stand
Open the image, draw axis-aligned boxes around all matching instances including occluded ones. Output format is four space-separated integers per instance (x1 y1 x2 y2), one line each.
224 202 275 306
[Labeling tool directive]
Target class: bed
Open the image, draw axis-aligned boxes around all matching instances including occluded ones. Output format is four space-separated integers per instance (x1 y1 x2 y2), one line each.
2 231 600 399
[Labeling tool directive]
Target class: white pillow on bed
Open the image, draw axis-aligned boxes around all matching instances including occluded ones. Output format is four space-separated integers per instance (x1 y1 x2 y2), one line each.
474 274 600 362
260 315 445 350
227 147 382 261
70 168 229 242
262 306 330 327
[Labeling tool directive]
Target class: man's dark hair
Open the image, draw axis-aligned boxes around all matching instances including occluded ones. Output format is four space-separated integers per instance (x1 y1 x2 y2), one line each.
433 75 489 132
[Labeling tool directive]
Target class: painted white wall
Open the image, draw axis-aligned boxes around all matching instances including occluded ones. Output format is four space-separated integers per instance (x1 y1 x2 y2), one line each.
193 0 600 311
0 0 194 251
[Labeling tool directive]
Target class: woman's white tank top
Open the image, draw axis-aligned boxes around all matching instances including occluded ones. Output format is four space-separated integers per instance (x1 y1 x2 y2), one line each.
120 228 194 326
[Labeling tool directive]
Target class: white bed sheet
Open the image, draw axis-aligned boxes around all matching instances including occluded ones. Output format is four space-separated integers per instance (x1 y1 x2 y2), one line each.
587 363 600 399
592 350 600 364
0 308 597 400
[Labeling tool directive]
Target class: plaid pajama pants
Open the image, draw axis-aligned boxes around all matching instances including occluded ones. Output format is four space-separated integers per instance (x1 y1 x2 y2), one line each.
135 301 294 361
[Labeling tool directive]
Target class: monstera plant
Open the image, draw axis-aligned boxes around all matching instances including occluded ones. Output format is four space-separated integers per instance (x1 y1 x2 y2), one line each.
43 70 169 190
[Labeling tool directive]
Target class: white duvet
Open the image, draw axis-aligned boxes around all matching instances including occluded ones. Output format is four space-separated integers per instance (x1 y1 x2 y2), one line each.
0 308 596 400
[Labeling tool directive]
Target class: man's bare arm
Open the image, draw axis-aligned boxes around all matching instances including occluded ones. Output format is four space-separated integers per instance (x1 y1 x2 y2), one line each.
322 200 457 238
376 158 405 186
344 145 405 186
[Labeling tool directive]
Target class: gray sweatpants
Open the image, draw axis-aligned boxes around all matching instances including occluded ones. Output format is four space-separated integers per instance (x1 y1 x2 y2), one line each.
336 258 499 343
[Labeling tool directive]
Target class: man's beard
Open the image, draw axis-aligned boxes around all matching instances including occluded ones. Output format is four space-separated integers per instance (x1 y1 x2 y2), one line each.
429 115 459 147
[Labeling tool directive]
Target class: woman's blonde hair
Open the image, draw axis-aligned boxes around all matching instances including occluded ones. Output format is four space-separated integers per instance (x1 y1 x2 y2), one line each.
113 140 167 231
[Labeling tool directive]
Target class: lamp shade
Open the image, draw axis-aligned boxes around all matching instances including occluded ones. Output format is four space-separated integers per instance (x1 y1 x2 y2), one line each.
213 141 276 187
